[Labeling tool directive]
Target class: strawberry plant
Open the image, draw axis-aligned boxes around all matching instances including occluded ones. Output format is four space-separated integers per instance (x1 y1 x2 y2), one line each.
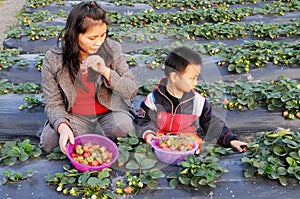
19 95 44 110
167 144 233 188
1 169 35 184
24 0 65 9
242 128 300 186
46 146 66 160
34 55 44 71
115 170 164 195
45 165 116 199
0 48 29 70
0 79 42 95
116 131 165 190
0 139 42 166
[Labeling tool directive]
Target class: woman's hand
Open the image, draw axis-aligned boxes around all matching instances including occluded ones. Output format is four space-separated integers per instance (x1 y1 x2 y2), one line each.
84 55 110 79
57 123 74 154
230 140 248 153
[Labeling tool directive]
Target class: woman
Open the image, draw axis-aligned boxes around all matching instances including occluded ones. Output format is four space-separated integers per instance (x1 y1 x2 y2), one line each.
39 1 138 154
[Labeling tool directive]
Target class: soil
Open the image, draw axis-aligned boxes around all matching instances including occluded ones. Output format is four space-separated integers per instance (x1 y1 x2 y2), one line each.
0 0 26 47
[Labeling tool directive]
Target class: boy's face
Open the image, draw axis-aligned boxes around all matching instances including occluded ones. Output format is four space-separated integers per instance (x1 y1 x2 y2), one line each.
176 64 201 93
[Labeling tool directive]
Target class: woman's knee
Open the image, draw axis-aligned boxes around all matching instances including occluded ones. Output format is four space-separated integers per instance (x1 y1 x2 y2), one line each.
100 112 135 139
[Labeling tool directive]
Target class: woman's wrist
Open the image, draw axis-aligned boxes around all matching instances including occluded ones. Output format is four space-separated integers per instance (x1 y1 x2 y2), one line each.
57 122 70 134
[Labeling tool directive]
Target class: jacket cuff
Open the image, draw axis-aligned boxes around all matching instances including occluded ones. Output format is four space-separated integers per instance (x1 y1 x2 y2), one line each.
142 130 156 141
223 132 238 147
53 118 70 133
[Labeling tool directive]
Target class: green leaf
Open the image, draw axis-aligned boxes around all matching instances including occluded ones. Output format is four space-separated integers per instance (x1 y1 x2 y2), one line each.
227 64 236 72
286 157 297 167
129 137 139 145
7 148 19 156
19 152 29 162
289 152 300 160
193 168 206 177
3 157 17 166
139 174 152 184
180 161 191 168
190 176 201 187
99 178 111 188
140 158 156 169
134 152 146 164
278 175 288 186
199 178 207 185
67 177 76 184
167 171 178 179
149 168 165 179
271 98 284 107
273 146 287 156
98 170 110 180
247 97 259 110
277 167 287 175
178 176 190 185
169 178 179 189
87 177 102 186
241 157 251 163
78 173 89 184
244 168 255 178
128 130 138 138
118 150 129 163
126 160 139 170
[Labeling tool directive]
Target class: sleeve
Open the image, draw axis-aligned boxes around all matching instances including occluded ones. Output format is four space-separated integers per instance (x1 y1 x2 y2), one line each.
134 93 158 139
42 50 70 131
199 99 238 147
106 41 138 100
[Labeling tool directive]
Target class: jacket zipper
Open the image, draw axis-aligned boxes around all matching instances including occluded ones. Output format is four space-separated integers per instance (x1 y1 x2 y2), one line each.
157 88 195 133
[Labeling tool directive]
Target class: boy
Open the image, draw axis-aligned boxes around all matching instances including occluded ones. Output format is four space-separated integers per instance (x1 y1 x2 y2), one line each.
134 46 246 152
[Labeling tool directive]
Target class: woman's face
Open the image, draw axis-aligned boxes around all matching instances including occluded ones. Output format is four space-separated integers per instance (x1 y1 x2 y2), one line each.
78 20 107 60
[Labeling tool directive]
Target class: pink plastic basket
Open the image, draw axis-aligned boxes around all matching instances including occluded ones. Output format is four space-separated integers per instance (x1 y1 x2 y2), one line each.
66 134 118 172
151 136 198 165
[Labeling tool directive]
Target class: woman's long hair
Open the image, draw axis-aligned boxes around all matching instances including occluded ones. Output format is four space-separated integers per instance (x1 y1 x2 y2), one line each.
57 1 113 86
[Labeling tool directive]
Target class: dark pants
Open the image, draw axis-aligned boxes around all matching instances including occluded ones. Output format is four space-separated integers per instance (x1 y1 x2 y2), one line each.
38 111 135 153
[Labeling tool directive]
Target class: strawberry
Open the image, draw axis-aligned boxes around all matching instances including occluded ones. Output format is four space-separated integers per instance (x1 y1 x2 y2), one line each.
77 156 84 163
83 145 90 153
91 161 99 166
118 162 124 167
83 152 91 158
71 153 78 158
96 157 103 165
124 186 132 194
283 111 288 118
74 145 82 150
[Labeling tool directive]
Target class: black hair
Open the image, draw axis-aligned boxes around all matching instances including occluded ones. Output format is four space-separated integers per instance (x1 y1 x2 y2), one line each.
57 1 113 87
164 46 202 76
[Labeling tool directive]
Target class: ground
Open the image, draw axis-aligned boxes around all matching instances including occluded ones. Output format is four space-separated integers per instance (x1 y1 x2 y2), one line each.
0 1 300 199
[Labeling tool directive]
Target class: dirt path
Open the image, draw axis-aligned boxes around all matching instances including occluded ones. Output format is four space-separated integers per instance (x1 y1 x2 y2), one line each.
0 0 26 47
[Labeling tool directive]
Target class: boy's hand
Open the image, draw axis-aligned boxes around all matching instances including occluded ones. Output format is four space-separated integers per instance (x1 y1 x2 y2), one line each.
145 134 156 145
230 140 247 153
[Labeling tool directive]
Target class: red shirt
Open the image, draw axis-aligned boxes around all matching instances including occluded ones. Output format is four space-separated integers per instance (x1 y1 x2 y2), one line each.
70 73 109 116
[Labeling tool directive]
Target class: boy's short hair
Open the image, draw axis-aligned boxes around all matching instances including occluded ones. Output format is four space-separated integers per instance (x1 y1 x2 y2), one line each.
164 46 202 76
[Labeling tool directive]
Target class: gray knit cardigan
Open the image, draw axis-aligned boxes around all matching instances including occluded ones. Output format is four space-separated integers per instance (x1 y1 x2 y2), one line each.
41 38 138 131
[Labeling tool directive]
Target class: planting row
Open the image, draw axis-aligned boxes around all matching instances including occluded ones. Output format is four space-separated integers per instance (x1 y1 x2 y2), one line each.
1 128 300 199
2 39 299 74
